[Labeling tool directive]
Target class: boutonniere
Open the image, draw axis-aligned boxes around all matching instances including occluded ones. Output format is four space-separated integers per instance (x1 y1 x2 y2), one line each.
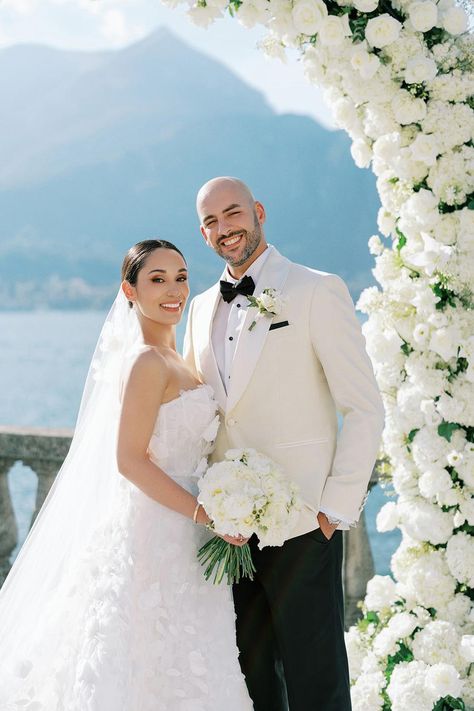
247 288 285 331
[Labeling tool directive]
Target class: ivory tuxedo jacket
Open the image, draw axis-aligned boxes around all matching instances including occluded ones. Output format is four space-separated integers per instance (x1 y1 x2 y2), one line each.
184 247 385 539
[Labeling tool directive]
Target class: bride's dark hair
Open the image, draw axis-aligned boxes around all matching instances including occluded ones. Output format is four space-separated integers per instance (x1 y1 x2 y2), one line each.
121 239 187 308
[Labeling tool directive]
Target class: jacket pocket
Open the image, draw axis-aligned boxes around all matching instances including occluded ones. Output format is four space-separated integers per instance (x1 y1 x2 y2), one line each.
275 437 329 448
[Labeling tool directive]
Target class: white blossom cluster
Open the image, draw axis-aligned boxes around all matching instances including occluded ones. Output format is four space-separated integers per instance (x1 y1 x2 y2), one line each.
160 0 473 705
198 448 301 546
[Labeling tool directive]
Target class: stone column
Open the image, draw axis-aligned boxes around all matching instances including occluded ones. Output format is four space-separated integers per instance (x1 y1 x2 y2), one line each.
343 510 375 628
0 457 18 586
25 459 61 526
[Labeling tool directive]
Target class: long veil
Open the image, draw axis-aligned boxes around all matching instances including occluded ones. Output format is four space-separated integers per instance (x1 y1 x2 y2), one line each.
0 289 141 699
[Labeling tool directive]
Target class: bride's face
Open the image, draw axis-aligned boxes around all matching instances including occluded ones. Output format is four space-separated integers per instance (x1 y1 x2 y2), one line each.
124 248 190 325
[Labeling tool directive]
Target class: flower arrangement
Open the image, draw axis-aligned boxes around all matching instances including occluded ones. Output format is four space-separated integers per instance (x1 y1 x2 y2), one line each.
197 448 301 584
160 0 473 704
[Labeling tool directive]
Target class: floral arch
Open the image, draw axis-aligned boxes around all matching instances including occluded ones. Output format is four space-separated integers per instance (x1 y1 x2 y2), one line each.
165 0 474 706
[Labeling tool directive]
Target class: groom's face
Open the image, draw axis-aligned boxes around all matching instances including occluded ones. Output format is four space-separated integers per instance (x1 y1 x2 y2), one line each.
198 184 265 270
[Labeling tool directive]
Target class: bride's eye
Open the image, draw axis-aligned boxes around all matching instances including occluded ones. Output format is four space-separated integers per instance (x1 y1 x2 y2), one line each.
177 276 188 282
151 277 164 283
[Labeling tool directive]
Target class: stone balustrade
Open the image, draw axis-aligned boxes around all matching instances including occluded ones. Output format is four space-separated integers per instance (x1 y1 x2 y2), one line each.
0 425 378 625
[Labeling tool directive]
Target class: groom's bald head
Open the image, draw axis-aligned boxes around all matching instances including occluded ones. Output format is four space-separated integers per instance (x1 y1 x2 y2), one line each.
196 177 255 215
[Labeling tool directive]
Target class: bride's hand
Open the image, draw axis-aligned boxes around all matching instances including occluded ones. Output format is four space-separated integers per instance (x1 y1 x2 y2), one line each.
196 503 249 547
218 533 250 547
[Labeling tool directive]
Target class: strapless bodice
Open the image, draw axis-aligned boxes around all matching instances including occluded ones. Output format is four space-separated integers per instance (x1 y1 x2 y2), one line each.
148 384 219 480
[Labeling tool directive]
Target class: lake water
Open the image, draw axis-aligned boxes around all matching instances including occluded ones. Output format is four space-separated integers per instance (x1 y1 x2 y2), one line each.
0 310 400 574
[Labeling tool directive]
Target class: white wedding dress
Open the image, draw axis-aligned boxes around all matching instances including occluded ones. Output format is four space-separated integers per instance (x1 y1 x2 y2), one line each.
1 384 252 711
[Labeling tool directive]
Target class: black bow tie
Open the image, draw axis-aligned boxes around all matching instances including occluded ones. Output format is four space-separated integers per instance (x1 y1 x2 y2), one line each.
219 275 255 304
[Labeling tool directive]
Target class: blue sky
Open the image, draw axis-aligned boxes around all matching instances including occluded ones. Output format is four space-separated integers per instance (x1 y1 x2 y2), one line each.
0 0 335 127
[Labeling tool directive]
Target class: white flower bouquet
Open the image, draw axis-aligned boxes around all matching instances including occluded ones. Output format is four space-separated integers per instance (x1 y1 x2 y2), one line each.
197 448 301 584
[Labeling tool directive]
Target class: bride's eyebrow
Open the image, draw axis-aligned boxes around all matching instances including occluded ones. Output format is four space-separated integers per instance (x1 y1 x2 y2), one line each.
148 268 188 274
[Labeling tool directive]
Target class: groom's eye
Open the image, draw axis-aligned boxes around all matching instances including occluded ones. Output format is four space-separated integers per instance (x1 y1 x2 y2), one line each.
151 277 164 283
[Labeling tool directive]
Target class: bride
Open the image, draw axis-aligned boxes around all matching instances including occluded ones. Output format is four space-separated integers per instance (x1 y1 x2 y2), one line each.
0 239 253 710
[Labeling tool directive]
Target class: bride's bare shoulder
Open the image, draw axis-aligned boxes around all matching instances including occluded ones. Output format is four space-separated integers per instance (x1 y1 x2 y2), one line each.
125 346 170 389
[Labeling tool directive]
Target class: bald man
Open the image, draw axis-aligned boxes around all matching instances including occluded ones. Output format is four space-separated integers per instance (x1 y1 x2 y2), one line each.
184 177 384 711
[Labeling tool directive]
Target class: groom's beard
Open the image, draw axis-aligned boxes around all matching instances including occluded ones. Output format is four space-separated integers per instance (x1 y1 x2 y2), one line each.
218 215 263 268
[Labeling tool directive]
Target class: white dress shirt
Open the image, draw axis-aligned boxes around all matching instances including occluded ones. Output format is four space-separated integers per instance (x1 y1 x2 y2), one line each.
212 246 273 391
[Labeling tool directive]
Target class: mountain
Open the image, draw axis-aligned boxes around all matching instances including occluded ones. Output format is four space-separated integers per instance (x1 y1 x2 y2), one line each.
0 28 379 308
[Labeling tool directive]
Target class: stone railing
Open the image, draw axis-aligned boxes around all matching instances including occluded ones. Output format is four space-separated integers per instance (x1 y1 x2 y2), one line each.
0 426 377 625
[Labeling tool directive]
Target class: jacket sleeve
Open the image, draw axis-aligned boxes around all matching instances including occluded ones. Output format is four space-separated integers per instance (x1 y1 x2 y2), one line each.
310 274 385 524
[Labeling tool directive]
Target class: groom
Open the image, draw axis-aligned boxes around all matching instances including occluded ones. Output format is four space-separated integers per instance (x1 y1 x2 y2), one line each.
184 177 384 710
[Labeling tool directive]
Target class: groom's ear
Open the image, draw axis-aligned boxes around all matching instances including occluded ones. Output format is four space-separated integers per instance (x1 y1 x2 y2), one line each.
200 225 211 246
255 201 266 225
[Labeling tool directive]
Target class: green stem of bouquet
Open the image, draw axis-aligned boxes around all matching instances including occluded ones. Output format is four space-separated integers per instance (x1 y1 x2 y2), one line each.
197 537 256 585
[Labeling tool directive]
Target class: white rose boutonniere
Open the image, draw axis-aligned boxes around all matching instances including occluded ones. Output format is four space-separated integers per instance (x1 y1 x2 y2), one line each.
246 288 285 331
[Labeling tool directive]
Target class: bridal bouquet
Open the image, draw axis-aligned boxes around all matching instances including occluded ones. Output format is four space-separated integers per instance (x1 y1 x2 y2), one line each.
197 448 301 584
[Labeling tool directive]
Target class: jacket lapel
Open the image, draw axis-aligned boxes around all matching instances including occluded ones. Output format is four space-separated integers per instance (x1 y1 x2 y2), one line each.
194 283 227 411
226 249 291 413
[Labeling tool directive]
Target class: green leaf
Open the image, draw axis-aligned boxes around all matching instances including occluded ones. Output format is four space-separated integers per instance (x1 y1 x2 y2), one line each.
401 341 413 356
438 422 461 442
396 229 407 253
406 428 419 444
468 199 474 210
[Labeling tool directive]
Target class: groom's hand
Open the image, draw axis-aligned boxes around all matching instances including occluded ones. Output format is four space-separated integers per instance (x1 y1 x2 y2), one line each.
317 511 338 540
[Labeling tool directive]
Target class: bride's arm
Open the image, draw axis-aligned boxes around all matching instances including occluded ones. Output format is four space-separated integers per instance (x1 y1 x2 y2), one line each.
116 348 210 525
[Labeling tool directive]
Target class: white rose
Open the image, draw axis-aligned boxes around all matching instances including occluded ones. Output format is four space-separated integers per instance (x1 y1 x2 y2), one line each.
187 3 222 26
350 45 381 79
376 502 399 532
409 133 439 166
237 0 269 28
351 139 373 168
353 0 379 11
292 0 328 35
318 14 352 46
365 14 402 49
408 0 438 32
405 55 438 84
442 6 468 35
425 663 463 701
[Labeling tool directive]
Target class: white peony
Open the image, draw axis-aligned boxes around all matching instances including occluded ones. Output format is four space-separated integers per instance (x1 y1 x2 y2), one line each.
353 0 379 11
408 0 438 31
292 0 328 35
442 5 468 35
405 55 438 84
365 14 402 48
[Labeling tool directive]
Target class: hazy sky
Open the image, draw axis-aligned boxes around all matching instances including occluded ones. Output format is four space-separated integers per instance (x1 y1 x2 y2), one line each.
0 0 335 127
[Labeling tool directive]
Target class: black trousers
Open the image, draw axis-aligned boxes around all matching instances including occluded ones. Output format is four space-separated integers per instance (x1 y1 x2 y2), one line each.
233 529 352 711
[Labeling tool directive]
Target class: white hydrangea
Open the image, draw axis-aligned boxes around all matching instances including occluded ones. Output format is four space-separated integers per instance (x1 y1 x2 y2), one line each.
412 620 466 671
393 547 456 610
351 671 386 710
398 499 454 545
425 663 464 702
446 532 474 588
404 55 437 84
418 467 453 499
376 501 399 531
364 575 398 612
386 660 433 711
